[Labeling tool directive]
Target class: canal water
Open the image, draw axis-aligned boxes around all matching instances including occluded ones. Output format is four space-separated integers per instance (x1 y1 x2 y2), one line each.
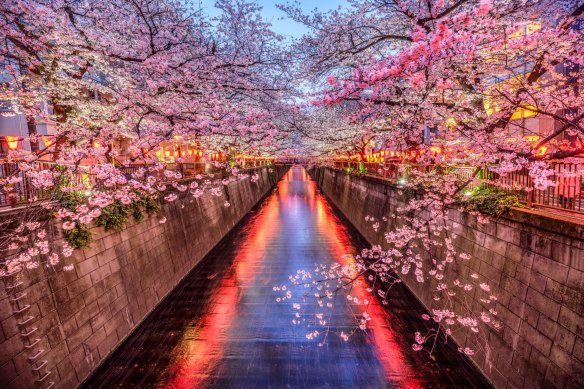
85 166 490 388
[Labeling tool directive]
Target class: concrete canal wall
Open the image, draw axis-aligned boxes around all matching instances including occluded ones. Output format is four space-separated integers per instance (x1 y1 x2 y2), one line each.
310 166 584 389
0 166 288 388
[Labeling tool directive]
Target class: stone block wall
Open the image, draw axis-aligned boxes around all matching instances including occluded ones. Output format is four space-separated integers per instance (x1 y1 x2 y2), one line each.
310 167 583 389
0 166 287 388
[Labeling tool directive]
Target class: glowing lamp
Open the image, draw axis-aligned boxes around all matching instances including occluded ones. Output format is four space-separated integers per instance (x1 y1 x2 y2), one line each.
5 136 19 150
535 146 548 157
198 151 203 157
41 137 52 148
165 150 170 157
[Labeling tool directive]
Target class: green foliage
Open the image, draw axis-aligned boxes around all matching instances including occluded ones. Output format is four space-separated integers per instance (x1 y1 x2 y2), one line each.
63 223 92 249
60 191 85 211
141 195 160 215
461 186 523 217
60 190 160 248
131 203 144 222
95 201 130 231
95 195 160 231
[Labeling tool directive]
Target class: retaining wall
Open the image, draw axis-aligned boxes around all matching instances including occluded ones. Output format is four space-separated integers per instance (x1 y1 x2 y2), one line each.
0 166 287 388
310 166 584 389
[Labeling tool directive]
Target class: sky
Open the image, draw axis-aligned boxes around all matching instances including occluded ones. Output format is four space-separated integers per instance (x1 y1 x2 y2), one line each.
197 0 348 40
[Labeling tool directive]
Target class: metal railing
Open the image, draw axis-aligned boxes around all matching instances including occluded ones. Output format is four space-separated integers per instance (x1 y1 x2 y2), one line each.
0 160 272 209
329 161 584 214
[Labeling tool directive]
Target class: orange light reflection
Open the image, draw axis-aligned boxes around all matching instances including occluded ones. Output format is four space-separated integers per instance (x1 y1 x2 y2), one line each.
162 191 281 387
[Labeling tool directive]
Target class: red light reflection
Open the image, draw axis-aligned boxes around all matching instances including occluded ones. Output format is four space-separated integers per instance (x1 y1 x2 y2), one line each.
308 172 424 388
163 166 424 388
162 180 282 387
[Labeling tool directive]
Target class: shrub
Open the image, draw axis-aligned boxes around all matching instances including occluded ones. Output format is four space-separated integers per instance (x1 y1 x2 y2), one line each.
95 201 130 231
461 186 523 217
63 223 92 249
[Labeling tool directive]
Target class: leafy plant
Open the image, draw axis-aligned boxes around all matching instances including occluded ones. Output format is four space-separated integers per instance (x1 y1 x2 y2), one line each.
142 195 160 215
63 223 92 249
131 203 144 222
60 191 85 211
461 186 523 217
95 201 130 231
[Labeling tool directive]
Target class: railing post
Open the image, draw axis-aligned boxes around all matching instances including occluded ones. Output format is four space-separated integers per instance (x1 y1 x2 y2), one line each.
527 176 533 208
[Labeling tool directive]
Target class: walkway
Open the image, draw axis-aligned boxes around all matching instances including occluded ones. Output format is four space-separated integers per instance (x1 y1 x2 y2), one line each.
84 166 490 388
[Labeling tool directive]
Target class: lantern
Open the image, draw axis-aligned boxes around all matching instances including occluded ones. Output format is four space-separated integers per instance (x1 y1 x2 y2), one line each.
5 136 19 150
535 146 548 157
41 136 53 148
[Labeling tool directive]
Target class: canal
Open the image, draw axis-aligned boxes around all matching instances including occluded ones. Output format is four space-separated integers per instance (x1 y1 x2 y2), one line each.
84 166 490 388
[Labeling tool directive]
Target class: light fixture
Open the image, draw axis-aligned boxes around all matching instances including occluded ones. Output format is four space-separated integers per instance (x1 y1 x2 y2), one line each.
5 136 19 150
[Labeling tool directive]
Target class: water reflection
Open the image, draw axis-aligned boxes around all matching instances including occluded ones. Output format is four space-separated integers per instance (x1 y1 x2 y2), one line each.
85 166 489 388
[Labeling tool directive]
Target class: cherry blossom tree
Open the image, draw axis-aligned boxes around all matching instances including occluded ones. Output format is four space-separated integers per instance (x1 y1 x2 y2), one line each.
276 0 583 357
0 0 289 273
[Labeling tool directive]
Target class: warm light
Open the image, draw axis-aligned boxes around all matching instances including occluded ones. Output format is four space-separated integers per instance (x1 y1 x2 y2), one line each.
198 151 203 157
5 136 19 150
41 136 53 148
165 150 170 157
508 21 541 40
429 146 441 154
93 141 100 148
535 145 548 157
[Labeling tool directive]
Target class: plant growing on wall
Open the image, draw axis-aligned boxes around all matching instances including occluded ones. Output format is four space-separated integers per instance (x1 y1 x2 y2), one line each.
63 223 92 249
460 187 523 217
95 201 131 232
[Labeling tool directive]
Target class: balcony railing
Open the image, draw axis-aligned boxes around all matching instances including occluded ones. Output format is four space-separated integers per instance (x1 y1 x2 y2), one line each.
0 160 272 209
328 161 584 214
